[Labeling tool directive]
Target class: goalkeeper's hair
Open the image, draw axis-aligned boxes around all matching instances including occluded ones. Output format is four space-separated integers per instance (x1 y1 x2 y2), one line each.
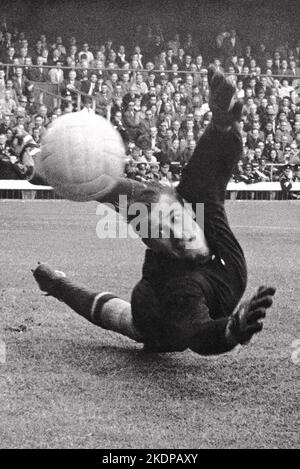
136 182 179 211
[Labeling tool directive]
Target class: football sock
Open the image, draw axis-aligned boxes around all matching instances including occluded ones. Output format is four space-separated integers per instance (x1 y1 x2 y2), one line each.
53 278 143 341
91 294 143 341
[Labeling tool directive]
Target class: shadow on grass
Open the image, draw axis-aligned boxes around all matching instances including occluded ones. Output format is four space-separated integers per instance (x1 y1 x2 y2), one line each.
10 331 258 402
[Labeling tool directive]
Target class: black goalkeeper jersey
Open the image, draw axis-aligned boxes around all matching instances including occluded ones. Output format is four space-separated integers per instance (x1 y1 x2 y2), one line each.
140 125 247 320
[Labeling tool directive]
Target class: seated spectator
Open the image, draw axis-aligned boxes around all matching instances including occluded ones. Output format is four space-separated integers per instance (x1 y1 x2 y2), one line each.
66 45 79 67
81 72 100 96
76 56 90 81
5 128 14 149
28 56 49 82
17 46 30 66
5 79 18 103
12 66 34 99
25 95 39 117
164 138 181 163
0 132 14 157
28 114 47 137
159 159 173 187
293 165 300 182
232 159 244 182
167 33 181 56
124 159 137 179
36 104 50 127
278 78 294 99
180 138 196 165
61 69 81 110
246 127 264 150
0 134 27 179
295 132 300 149
0 69 6 99
78 43 94 64
3 46 16 66
122 100 140 141
31 127 42 146
183 33 198 58
0 89 17 115
238 163 258 184
142 147 157 165
256 158 271 181
23 57 35 80
221 29 242 60
288 142 300 165
111 110 129 144
48 61 64 85
130 72 148 95
128 145 141 163
147 161 161 182
275 121 293 144
134 161 149 183
0 114 15 134
138 108 156 137
279 164 294 199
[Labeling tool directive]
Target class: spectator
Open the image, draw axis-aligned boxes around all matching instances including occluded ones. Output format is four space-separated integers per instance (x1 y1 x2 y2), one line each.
111 110 129 144
0 69 6 99
159 159 173 187
239 163 258 184
222 29 242 60
277 79 293 100
280 164 294 199
142 147 157 165
12 66 33 99
66 45 78 67
78 43 94 64
48 61 65 85
167 33 180 56
0 133 27 179
0 89 17 115
293 165 300 181
81 72 100 96
122 100 140 141
61 69 81 110
28 56 49 82
255 158 271 181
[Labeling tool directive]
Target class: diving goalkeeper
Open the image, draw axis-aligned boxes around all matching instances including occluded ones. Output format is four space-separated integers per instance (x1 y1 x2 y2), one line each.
33 66 276 355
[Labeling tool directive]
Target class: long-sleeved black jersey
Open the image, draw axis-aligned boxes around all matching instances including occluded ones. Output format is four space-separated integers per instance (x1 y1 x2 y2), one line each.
131 125 247 354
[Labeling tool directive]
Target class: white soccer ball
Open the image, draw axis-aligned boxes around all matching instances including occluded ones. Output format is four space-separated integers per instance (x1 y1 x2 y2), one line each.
38 111 125 201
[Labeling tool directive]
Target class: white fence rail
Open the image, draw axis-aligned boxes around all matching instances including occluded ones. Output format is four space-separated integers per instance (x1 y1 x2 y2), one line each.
0 180 299 201
1 180 300 191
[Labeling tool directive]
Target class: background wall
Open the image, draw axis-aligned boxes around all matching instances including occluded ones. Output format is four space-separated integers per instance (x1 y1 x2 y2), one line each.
2 0 300 54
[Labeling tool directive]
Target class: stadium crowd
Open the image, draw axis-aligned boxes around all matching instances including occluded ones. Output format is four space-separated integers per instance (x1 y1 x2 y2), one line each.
0 23 299 197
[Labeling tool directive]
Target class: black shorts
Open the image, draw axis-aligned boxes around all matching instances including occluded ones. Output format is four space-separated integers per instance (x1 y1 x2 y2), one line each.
131 275 211 352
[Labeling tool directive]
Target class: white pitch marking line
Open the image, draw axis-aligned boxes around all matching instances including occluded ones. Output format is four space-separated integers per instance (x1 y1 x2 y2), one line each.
232 225 300 231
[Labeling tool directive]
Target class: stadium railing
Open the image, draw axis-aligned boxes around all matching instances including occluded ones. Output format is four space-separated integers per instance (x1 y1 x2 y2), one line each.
1 179 300 200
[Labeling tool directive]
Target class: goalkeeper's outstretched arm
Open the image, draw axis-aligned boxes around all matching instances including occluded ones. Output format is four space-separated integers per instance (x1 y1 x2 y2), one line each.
188 286 276 356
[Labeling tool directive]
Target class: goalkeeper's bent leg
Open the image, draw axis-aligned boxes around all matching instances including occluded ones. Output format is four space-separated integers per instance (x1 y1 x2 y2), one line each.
43 275 143 342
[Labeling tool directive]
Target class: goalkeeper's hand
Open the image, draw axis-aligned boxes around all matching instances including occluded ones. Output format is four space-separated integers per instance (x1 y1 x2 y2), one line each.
226 286 276 346
32 262 66 296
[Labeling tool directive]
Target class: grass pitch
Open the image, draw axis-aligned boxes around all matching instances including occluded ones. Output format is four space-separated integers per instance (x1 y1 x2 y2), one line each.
0 200 299 449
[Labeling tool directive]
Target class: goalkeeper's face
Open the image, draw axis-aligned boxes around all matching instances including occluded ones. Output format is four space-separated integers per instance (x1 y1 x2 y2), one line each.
145 193 210 262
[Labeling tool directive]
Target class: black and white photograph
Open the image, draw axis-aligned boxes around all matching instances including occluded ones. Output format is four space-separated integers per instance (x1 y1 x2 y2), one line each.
0 0 299 452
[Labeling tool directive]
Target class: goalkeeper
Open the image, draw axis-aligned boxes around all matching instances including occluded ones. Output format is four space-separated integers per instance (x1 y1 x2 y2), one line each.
33 67 276 355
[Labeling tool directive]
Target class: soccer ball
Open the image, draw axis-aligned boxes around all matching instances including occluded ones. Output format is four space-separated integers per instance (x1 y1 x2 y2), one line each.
38 111 125 201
